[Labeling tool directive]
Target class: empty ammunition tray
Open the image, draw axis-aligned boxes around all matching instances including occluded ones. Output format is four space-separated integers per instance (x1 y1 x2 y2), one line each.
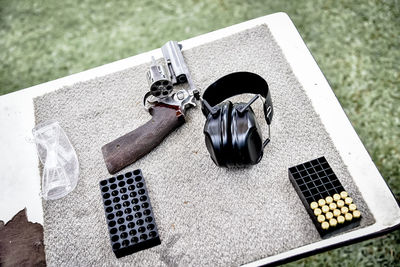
289 157 361 238
99 169 161 258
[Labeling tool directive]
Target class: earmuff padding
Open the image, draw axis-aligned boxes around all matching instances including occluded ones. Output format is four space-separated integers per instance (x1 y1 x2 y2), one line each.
220 101 232 165
203 119 222 166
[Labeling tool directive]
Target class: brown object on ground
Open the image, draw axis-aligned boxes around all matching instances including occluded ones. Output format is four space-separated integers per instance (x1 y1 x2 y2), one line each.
102 104 185 174
0 209 46 267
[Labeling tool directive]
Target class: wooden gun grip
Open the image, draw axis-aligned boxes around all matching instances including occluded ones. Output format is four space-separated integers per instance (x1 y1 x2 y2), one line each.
101 105 185 174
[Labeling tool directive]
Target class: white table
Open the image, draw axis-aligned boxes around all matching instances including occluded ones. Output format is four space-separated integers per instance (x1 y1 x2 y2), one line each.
1 13 399 266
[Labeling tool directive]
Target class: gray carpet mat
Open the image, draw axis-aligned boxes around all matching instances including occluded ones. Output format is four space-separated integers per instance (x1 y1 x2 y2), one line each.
34 25 374 266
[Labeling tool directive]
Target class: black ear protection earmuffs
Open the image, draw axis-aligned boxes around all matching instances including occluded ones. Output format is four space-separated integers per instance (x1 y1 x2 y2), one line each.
201 72 274 167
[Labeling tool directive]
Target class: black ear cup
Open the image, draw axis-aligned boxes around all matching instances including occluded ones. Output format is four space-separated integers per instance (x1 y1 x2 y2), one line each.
228 103 263 167
203 101 264 168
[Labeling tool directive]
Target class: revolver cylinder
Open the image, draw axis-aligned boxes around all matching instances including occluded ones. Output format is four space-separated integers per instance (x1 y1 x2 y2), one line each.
146 57 173 98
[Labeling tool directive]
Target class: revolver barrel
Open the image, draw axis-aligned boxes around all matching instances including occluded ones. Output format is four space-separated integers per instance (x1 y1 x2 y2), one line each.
161 41 189 85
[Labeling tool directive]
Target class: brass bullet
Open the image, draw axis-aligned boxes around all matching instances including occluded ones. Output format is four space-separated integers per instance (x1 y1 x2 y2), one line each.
349 203 357 211
325 196 333 204
310 202 319 210
340 191 348 199
353 210 361 219
345 197 353 205
317 214 325 223
333 209 341 217
322 205 330 213
337 200 345 208
345 212 353 221
318 199 326 207
341 206 349 214
326 212 334 220
329 202 337 210
333 193 341 201
337 215 345 224
329 218 338 227
314 208 322 216
321 221 329 230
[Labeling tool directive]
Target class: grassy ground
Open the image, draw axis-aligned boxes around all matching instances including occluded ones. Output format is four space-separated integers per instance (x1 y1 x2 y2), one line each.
1 0 399 265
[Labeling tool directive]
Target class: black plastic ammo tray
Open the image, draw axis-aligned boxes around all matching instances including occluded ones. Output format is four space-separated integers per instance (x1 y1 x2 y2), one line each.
289 157 361 238
99 169 161 258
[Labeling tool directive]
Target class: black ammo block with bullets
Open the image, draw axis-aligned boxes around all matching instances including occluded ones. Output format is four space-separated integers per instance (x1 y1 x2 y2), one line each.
289 157 361 238
99 169 161 258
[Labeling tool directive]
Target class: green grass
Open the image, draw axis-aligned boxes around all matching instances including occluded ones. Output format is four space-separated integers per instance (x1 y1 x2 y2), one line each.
1 0 399 265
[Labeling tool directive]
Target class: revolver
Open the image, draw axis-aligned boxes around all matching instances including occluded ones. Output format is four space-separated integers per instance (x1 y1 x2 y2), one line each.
102 41 199 174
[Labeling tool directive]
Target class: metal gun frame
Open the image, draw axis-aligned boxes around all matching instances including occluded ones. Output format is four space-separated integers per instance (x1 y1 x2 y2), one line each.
144 41 199 115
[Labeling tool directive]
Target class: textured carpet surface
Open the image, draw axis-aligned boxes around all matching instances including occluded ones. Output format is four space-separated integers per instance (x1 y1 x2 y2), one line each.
34 25 374 266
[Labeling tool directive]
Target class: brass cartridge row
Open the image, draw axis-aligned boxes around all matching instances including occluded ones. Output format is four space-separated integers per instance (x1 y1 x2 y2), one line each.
310 191 361 230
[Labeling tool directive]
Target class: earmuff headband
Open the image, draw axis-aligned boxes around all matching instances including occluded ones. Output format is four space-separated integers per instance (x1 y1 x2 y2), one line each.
201 72 273 125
